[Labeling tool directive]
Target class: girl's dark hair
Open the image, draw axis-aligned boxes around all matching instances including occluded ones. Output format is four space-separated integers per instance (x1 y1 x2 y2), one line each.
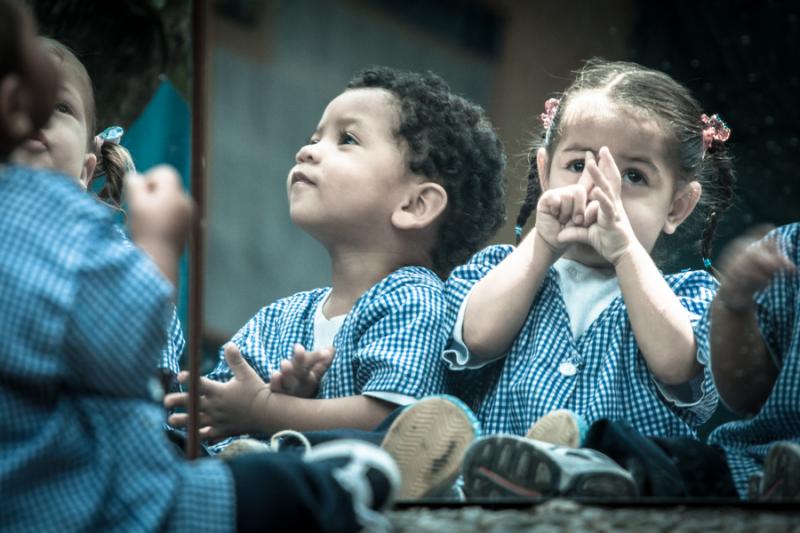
348 66 506 276
41 37 134 212
517 58 735 266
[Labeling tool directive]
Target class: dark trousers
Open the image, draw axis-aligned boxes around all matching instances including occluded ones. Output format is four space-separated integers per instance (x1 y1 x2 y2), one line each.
226 451 359 533
585 419 738 498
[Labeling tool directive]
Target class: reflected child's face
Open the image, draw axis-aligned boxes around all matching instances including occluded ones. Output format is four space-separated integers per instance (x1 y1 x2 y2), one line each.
540 91 699 267
287 88 416 243
10 53 96 185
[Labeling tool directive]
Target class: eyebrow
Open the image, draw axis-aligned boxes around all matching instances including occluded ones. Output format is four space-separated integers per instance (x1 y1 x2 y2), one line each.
561 144 658 171
316 116 365 133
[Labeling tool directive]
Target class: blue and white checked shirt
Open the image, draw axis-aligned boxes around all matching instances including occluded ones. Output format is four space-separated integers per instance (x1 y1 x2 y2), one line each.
704 223 800 498
112 224 186 376
444 245 718 439
209 267 448 402
0 166 233 532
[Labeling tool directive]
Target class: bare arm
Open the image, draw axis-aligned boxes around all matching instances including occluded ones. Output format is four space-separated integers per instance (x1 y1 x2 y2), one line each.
462 228 559 361
709 231 793 415
615 243 701 384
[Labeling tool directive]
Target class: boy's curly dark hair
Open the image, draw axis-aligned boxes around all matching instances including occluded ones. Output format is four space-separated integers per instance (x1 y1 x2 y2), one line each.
347 66 506 277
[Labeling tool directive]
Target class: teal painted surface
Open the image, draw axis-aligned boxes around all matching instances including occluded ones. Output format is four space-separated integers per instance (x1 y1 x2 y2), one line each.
123 80 191 353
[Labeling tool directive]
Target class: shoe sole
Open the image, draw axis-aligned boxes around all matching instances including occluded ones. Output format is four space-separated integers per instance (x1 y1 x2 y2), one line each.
381 397 477 500
526 409 582 448
463 435 637 499
761 442 800 501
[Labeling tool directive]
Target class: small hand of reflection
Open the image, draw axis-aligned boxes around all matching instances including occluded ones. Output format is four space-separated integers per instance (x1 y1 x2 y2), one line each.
716 225 796 312
163 342 271 441
270 344 334 398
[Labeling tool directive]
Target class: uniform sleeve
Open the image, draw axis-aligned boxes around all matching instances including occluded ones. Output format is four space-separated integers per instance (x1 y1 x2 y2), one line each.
654 270 719 425
158 307 185 377
64 220 173 397
442 245 513 369
355 275 449 398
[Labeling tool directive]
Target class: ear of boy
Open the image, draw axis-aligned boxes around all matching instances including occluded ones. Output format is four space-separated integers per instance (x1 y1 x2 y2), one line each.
662 181 701 235
390 181 447 230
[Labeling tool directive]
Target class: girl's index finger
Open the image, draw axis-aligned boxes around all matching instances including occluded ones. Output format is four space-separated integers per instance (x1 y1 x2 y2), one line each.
598 146 623 191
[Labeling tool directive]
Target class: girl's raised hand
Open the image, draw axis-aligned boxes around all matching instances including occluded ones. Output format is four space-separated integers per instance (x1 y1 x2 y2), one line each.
558 147 637 265
535 161 595 253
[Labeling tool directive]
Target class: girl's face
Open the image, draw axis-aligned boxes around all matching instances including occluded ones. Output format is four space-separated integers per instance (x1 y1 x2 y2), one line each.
540 91 700 266
287 88 416 244
10 55 96 184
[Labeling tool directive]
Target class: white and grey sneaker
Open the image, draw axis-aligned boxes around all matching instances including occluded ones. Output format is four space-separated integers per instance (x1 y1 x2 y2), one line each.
463 435 638 499
305 440 401 532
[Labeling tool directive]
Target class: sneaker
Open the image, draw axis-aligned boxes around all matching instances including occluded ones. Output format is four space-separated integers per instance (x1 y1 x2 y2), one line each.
760 441 800 501
216 437 272 459
526 409 587 448
305 439 400 532
462 434 638 499
380 395 480 500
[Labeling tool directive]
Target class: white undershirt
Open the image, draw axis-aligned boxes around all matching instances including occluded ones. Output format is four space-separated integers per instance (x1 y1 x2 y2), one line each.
313 291 415 406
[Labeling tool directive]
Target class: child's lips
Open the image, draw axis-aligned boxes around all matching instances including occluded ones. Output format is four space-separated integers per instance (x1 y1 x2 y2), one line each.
21 133 47 153
290 170 316 186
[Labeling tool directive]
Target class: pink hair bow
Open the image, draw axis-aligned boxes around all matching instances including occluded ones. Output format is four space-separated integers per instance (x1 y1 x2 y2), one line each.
700 113 731 150
540 98 561 130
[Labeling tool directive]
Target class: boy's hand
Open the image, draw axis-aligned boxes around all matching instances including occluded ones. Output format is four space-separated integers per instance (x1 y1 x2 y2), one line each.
164 343 271 440
558 148 637 265
535 161 595 253
270 344 334 398
716 227 796 312
126 166 194 254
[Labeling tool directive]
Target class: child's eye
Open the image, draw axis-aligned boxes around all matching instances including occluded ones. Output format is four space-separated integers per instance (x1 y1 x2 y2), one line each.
55 102 73 115
622 170 648 185
339 131 358 145
566 159 585 173
305 136 319 146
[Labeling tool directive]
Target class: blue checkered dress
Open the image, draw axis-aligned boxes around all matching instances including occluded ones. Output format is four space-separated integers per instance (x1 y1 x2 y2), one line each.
444 245 718 439
704 223 800 498
208 267 449 401
0 166 233 532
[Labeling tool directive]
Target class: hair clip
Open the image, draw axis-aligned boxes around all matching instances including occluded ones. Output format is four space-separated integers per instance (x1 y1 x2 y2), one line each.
702 257 712 269
514 225 523 241
540 98 560 131
700 114 731 150
98 125 124 145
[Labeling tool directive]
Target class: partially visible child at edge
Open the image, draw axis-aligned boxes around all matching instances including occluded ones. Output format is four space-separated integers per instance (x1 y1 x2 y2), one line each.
9 36 185 381
701 224 799 499
445 59 735 444
1 3 401 531
165 67 507 444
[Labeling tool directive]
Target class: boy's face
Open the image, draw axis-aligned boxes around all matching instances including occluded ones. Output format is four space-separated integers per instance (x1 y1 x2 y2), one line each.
287 88 414 241
10 55 95 184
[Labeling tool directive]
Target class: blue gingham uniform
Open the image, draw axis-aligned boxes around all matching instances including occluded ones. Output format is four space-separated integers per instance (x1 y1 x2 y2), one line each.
159 307 186 375
208 267 448 400
704 223 800 498
111 225 186 375
444 244 718 438
0 166 233 532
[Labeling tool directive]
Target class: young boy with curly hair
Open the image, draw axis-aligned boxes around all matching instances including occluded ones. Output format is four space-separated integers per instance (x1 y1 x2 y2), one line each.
165 67 506 444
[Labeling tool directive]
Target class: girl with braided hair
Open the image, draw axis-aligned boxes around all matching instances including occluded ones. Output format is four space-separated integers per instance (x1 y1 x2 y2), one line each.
443 59 739 498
